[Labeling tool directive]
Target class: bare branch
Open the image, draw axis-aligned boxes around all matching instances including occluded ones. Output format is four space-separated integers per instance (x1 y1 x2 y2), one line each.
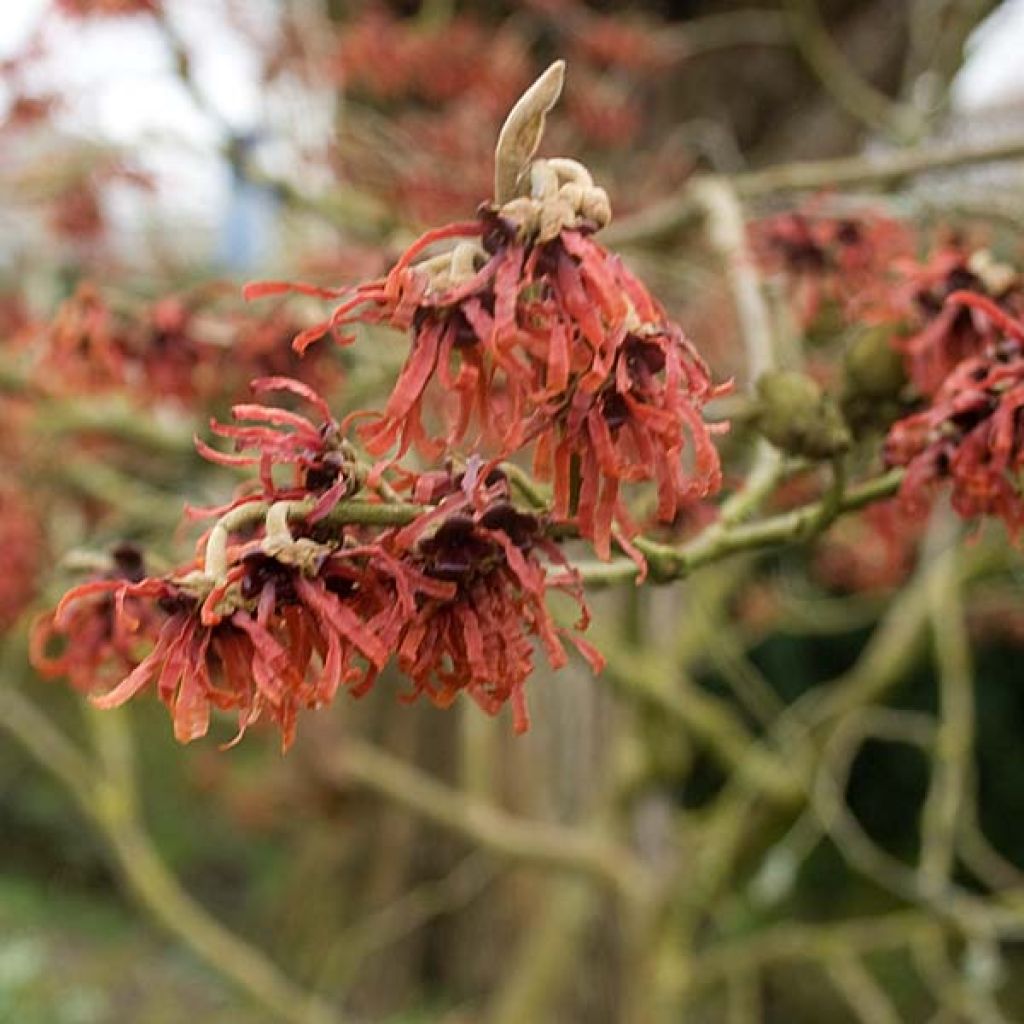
919 513 973 891
607 138 1024 246
783 0 920 141
823 952 903 1024
0 686 344 1024
316 737 650 901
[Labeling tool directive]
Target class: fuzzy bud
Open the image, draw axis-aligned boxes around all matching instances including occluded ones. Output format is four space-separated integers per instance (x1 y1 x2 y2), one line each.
754 370 851 459
840 326 908 435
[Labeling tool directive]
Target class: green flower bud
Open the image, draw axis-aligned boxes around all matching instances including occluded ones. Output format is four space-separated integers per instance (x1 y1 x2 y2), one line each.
841 326 908 435
843 326 906 400
754 370 851 459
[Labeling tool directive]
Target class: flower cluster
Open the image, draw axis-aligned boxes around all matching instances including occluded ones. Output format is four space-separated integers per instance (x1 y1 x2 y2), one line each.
752 212 1024 539
753 210 912 329
885 292 1024 531
253 161 724 558
32 64 716 750
31 544 155 693
21 283 338 405
34 414 599 747
889 244 1024 397
193 375 360 524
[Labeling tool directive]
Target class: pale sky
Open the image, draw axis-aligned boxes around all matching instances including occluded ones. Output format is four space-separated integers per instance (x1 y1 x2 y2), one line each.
953 0 1024 110
0 0 282 260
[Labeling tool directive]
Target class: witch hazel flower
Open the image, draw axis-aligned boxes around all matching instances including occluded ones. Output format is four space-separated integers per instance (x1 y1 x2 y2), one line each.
35 368 604 748
33 64 701 748
891 244 1024 398
31 544 159 694
34 516 392 750
195 376 361 523
753 209 912 330
356 463 602 732
33 458 600 746
885 291 1024 532
247 62 726 561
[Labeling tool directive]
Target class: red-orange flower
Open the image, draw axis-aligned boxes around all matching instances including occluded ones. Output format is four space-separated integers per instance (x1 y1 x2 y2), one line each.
890 245 1024 397
885 291 1024 532
753 210 911 328
367 469 602 731
32 284 127 394
249 200 725 559
36 546 390 749
196 376 356 521
31 545 157 693
35 463 602 746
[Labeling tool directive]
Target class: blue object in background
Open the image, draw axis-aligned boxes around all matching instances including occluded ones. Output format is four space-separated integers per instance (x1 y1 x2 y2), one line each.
216 132 280 273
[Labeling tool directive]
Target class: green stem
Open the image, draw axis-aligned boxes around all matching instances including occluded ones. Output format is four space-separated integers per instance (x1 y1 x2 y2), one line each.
580 466 897 586
197 466 900 589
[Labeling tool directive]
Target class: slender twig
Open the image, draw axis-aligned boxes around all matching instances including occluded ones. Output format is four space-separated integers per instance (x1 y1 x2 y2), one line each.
674 9 790 56
0 682 98 809
690 176 775 380
576 466 898 586
807 532 1005 726
316 737 650 901
919 512 973 892
500 460 551 510
698 617 785 726
823 952 904 1024
669 535 1014 1013
958 763 1024 893
812 707 1014 939
607 137 1024 246
599 642 803 803
912 931 1012 1024
325 854 495 992
726 969 762 1024
690 909 943 988
692 171 792 592
783 0 920 141
197 463 901 589
733 137 1024 196
0 686 343 1024
486 878 598 1024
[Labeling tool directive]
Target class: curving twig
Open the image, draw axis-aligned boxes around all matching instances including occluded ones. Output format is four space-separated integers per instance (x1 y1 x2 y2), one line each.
315 736 651 902
783 0 920 141
606 137 1024 246
0 681 344 1024
919 513 973 892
